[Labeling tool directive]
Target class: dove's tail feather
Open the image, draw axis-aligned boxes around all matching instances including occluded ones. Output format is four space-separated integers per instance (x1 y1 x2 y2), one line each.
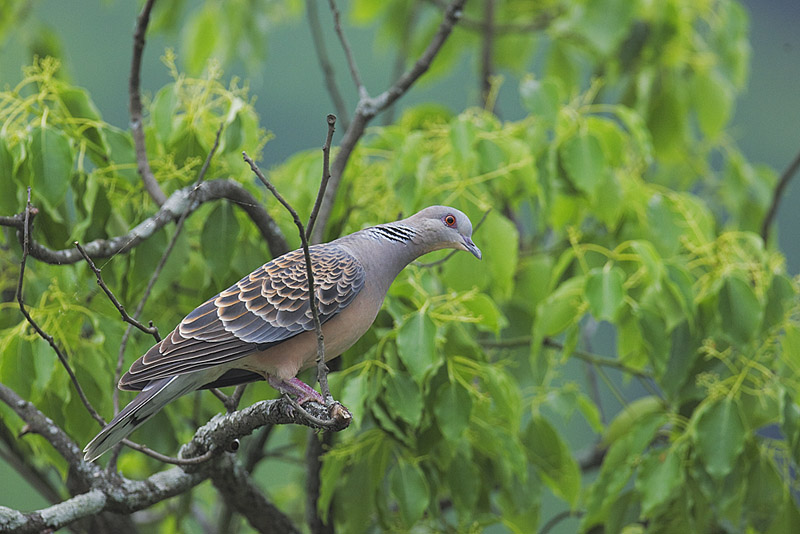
83 374 203 462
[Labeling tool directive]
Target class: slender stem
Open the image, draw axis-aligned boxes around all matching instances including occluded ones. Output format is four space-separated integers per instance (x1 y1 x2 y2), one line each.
129 0 166 206
327 0 368 99
242 152 333 405
306 0 350 130
761 144 800 242
480 0 495 110
307 114 337 242
15 189 106 427
312 0 466 242
75 242 160 341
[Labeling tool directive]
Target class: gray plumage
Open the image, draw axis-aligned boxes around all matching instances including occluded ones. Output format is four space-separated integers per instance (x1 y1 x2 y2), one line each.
83 205 481 462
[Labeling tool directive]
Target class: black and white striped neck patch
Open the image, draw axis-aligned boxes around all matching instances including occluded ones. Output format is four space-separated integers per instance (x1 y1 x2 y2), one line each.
367 224 418 243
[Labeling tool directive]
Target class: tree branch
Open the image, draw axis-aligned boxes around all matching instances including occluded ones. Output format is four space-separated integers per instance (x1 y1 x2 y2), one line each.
210 454 300 534
327 0 367 100
15 192 106 427
761 144 800 242
243 151 337 406
129 0 166 206
480 0 495 110
1 179 289 265
312 0 466 242
306 0 350 130
75 241 161 342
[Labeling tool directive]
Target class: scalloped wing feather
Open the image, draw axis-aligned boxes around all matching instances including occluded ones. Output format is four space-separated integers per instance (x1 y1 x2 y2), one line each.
119 245 365 390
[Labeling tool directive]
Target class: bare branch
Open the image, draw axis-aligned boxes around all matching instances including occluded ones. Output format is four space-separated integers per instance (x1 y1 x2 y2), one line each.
428 0 561 34
129 0 166 206
312 0 467 242
0 178 289 265
480 0 495 110
761 145 800 242
15 191 105 427
75 241 161 341
306 0 350 129
307 114 337 242
327 0 368 100
243 151 335 405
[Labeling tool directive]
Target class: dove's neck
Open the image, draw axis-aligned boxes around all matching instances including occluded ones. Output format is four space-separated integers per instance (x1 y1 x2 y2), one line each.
336 223 428 293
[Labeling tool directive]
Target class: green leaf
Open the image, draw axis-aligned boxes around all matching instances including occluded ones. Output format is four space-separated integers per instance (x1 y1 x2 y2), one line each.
718 273 762 344
383 372 423 427
152 83 178 143
390 462 430 527
445 448 480 512
396 311 438 384
519 76 561 121
635 447 684 516
433 381 472 443
560 132 605 195
603 396 664 446
27 125 73 210
522 415 580 506
183 4 221 74
585 265 626 321
462 292 504 333
480 211 519 299
692 69 733 138
693 397 746 479
201 201 241 285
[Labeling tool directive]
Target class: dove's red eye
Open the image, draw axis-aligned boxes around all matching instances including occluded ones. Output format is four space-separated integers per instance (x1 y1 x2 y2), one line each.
443 214 457 227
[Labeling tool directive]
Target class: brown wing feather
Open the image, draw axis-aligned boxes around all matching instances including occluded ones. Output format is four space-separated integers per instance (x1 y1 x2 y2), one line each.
119 245 365 390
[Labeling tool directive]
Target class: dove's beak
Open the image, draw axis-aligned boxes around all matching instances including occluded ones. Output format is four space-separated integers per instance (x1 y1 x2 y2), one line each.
462 236 482 260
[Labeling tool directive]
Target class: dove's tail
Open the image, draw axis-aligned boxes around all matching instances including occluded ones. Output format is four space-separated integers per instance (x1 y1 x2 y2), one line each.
83 374 203 462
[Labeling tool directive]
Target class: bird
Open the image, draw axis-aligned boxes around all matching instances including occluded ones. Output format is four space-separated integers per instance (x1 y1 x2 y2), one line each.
83 205 481 462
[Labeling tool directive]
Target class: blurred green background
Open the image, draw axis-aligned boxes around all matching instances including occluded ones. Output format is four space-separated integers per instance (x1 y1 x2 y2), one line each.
1 0 798 522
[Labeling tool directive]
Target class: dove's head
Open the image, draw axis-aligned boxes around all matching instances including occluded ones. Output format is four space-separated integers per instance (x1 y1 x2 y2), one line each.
407 205 482 260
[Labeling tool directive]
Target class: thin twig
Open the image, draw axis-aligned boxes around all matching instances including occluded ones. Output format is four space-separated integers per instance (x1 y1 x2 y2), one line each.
108 123 225 466
307 114 337 242
428 0 561 34
312 0 467 242
306 0 350 130
383 0 421 126
417 208 490 267
481 335 653 379
480 0 495 110
539 510 583 534
761 145 800 242
15 189 106 427
120 439 217 466
75 242 160 341
327 0 368 100
129 0 166 206
243 151 334 404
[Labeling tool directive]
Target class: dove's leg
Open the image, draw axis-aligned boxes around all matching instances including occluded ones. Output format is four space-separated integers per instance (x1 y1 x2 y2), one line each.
268 376 325 404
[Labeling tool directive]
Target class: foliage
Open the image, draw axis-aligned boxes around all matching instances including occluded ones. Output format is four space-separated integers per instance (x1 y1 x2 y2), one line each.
1 0 798 533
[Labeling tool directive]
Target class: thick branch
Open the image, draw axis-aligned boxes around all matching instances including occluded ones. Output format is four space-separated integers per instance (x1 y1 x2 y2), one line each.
761 144 800 242
312 0 466 242
210 454 300 534
1 179 289 264
129 0 166 206
0 382 98 485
